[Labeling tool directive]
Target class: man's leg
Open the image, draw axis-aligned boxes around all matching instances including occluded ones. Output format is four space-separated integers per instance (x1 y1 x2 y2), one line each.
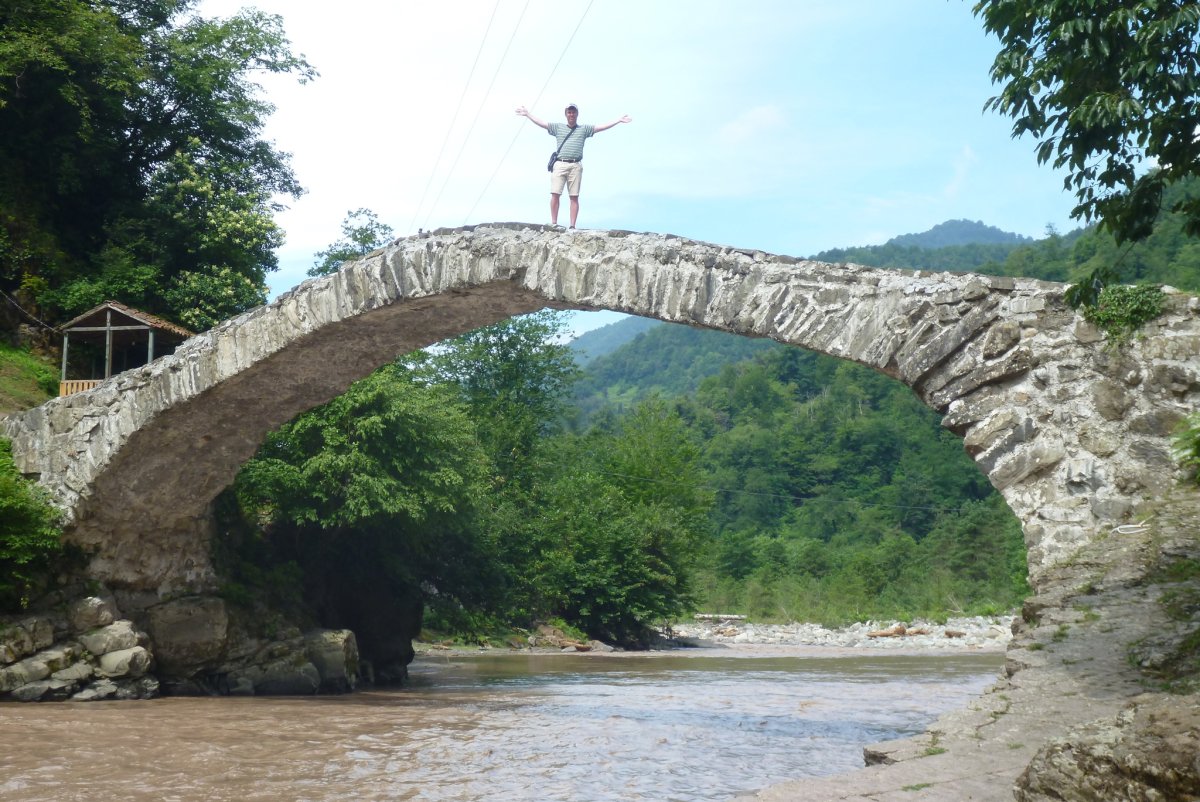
565 164 583 229
550 193 561 226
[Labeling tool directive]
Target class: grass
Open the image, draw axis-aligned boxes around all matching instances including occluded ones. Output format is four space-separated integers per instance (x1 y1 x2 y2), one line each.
0 342 57 414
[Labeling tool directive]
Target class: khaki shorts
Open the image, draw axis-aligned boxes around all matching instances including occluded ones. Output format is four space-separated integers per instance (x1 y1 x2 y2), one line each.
551 161 582 196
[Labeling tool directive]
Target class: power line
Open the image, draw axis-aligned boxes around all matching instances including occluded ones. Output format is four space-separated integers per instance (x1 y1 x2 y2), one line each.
422 0 532 231
0 289 57 331
407 0 504 234
463 0 596 224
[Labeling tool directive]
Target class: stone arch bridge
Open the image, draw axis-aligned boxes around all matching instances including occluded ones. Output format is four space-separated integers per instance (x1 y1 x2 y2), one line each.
3 223 1198 598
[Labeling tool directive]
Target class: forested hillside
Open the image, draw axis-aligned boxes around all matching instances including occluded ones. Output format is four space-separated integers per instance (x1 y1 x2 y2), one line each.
573 332 1026 622
811 179 1200 293
568 315 659 367
571 322 779 426
886 219 1033 249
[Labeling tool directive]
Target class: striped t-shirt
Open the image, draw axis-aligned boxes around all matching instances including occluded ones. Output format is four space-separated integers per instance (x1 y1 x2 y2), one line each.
548 123 595 161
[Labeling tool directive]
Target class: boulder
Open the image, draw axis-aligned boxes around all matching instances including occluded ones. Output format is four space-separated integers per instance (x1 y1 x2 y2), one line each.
69 597 117 633
239 657 321 696
0 617 53 665
73 678 119 701
79 620 140 656
303 629 359 693
113 676 159 700
1015 694 1200 801
24 617 54 651
144 596 228 677
10 678 77 702
0 654 50 693
96 646 151 679
52 661 94 683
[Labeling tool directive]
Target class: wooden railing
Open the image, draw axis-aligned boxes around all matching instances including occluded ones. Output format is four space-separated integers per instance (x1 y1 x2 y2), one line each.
59 380 102 396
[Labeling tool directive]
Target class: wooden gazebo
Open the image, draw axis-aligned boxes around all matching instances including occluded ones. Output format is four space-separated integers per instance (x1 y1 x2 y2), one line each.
59 301 193 396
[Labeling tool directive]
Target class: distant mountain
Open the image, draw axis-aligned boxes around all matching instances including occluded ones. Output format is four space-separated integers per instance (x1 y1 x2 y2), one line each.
808 219 1042 273
886 219 1034 249
568 315 660 367
571 321 780 424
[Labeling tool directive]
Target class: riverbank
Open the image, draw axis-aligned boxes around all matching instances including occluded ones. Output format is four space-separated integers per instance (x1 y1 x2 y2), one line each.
740 488 1200 802
413 615 1014 659
668 615 1012 653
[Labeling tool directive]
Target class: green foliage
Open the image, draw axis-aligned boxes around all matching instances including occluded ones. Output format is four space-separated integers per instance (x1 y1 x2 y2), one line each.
0 342 57 414
492 401 714 646
668 346 1028 624
1173 412 1200 483
234 363 489 533
221 362 500 664
1080 283 1165 342
572 322 779 426
0 439 63 610
308 209 395 277
0 1 313 328
406 311 581 485
567 315 661 367
974 1 1200 244
221 313 709 651
164 267 267 332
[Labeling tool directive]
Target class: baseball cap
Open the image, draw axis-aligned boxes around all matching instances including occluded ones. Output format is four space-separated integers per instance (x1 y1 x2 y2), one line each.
565 103 578 112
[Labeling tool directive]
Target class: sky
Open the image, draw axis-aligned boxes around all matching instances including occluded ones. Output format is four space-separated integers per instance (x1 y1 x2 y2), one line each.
192 0 1081 332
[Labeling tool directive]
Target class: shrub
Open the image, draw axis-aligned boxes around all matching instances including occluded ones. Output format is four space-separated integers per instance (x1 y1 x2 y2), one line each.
0 438 63 610
1173 412 1200 484
1082 283 1165 342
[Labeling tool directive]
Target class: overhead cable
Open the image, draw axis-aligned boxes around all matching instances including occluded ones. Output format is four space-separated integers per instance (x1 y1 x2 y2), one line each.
407 0 504 234
422 0 532 231
463 0 596 224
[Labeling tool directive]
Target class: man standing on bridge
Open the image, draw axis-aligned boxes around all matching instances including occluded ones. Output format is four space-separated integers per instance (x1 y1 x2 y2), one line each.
516 103 632 230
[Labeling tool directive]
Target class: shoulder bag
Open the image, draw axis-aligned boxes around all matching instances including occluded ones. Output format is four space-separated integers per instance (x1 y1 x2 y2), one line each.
548 126 579 172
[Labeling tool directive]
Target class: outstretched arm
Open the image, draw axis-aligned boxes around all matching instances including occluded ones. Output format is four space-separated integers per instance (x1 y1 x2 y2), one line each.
516 105 549 130
594 114 633 133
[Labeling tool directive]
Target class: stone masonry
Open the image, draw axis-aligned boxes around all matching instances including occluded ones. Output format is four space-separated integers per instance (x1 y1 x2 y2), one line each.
2 223 1198 598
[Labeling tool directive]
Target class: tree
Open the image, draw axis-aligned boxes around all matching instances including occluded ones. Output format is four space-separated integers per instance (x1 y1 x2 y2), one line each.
227 363 496 670
0 1 315 327
406 310 581 485
497 402 714 646
974 1 1200 247
309 209 395 277
234 364 488 536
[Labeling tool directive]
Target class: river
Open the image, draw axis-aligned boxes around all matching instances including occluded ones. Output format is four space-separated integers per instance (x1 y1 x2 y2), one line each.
1 648 1003 801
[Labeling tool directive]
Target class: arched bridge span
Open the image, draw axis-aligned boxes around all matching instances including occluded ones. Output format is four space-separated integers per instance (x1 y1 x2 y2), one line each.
3 223 1198 595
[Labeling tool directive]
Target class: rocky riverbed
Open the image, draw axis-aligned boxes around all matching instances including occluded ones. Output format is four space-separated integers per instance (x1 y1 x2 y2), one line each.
666 616 1013 652
413 615 1015 658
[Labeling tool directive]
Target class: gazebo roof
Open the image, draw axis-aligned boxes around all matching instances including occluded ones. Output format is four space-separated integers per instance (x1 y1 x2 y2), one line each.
61 301 193 339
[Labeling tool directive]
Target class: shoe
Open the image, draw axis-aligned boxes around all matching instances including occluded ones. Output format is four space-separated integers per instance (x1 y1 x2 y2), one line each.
550 223 564 230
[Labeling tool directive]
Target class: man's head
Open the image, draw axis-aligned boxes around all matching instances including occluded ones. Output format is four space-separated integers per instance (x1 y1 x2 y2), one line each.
565 103 578 121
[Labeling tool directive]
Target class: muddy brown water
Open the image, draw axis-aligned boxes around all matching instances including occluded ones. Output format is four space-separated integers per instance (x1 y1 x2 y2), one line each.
1 649 1003 801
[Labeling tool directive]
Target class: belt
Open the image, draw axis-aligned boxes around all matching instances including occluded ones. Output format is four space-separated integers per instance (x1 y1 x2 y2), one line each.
557 158 581 163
